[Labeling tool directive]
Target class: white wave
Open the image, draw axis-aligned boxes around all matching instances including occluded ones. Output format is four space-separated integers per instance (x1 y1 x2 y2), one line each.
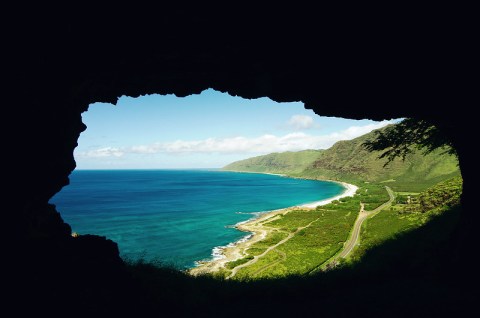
207 233 254 262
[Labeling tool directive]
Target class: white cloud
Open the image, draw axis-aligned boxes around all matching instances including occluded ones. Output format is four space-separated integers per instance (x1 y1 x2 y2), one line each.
76 120 393 158
287 115 315 130
139 134 313 154
325 121 393 141
77 147 124 158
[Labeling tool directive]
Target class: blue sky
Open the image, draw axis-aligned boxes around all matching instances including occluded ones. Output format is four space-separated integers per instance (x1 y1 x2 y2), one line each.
75 89 397 169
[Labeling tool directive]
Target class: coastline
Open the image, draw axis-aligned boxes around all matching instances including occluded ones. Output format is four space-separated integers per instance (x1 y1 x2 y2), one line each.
189 177 358 276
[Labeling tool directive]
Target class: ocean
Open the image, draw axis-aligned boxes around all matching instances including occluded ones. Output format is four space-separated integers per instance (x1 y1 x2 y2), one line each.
50 169 345 269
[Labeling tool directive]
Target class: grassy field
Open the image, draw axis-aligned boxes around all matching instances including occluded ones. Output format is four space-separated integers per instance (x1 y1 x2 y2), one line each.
233 205 358 279
245 231 289 256
221 177 462 280
348 206 428 263
348 177 462 263
225 183 390 280
356 182 391 210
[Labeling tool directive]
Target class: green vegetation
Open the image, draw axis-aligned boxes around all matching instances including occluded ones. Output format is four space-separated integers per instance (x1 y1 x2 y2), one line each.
218 122 462 279
227 203 380 273
363 118 456 164
223 176 461 279
246 231 289 256
417 176 462 212
223 149 323 174
228 186 392 279
357 183 391 210
350 207 430 263
224 124 460 192
225 255 254 269
299 133 459 192
348 177 462 263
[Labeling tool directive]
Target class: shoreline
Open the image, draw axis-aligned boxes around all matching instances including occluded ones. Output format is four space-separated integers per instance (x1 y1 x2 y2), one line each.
299 181 358 208
189 176 358 276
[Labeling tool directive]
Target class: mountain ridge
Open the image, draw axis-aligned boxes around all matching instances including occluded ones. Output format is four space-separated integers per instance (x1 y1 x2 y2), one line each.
222 149 324 175
222 125 460 192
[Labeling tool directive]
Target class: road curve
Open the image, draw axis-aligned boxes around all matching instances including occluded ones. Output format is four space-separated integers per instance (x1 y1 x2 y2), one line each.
338 203 367 259
228 186 394 277
328 186 394 266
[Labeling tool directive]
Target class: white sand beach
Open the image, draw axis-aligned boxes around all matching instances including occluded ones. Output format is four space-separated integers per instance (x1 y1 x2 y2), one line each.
300 182 358 208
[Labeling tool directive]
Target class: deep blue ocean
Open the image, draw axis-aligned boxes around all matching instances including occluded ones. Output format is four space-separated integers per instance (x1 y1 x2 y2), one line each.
50 170 344 269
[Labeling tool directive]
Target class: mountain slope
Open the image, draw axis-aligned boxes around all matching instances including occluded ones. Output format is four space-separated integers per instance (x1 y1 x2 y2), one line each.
223 126 460 192
223 150 323 174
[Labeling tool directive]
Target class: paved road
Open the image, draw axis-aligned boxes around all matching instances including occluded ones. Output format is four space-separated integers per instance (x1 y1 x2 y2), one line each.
327 186 394 267
337 203 367 258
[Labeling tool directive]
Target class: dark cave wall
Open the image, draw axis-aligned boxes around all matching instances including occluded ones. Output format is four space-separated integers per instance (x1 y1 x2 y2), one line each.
5 12 475 300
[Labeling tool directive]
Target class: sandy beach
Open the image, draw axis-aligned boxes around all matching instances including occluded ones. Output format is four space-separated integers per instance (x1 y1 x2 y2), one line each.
189 181 358 276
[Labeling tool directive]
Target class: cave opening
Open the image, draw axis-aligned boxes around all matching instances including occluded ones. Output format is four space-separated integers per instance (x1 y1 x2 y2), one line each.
51 89 418 269
49 88 461 280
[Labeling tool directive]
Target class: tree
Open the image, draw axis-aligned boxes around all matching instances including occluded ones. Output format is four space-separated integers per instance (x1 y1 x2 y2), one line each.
362 118 456 166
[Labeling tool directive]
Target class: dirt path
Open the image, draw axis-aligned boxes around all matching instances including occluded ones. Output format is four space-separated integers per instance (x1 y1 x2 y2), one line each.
251 249 286 277
227 218 319 279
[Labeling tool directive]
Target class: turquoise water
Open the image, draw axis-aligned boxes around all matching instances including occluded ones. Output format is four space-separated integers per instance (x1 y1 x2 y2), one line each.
50 170 344 269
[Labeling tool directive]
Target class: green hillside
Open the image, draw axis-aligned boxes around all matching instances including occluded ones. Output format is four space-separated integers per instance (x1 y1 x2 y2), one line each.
223 149 323 174
350 176 462 264
223 126 460 192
